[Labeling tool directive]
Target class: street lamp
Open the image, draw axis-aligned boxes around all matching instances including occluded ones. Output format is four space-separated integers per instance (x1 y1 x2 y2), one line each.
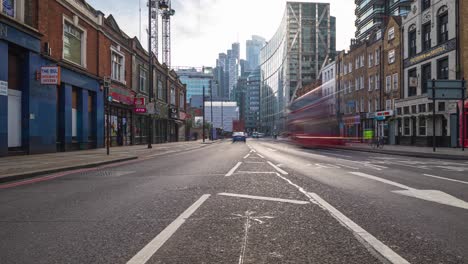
147 0 154 149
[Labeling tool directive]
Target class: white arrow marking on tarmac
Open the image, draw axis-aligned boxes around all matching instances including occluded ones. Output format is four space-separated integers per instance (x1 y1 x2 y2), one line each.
350 172 468 210
267 148 277 152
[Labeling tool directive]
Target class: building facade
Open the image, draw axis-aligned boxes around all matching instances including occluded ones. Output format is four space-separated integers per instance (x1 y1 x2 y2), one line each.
246 35 266 71
260 1 336 135
204 101 239 132
246 69 261 133
395 0 458 147
355 0 411 40
175 66 213 103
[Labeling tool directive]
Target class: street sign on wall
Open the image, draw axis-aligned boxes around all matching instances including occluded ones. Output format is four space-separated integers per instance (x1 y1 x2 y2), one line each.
40 66 61 85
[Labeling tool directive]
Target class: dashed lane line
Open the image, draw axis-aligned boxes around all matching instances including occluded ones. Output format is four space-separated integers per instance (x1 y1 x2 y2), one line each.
127 194 211 264
236 171 277 174
267 161 288 175
243 153 251 159
257 153 265 158
225 162 243 177
217 192 310 205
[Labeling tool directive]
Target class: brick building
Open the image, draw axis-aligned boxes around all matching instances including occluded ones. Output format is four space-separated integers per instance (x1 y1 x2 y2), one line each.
0 0 186 157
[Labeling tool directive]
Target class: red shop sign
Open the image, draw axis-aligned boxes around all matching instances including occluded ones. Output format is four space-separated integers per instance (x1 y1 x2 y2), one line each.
110 86 135 105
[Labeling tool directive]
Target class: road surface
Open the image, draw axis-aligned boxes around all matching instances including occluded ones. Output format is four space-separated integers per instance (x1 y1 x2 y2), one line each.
1 139 467 263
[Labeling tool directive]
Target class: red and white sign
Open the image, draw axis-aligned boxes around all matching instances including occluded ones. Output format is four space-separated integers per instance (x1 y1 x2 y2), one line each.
134 108 147 113
134 97 145 106
40 66 61 85
375 110 393 117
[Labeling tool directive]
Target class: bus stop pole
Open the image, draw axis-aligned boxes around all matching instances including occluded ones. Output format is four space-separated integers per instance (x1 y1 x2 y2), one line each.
462 78 466 151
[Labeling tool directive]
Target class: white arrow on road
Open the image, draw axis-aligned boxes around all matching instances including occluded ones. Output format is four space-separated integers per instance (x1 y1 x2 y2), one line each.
350 172 468 210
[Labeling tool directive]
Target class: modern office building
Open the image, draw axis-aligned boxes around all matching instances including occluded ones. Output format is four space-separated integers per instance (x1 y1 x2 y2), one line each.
227 47 240 100
246 35 266 71
246 69 261 133
260 1 336 134
204 101 239 132
355 0 412 40
175 67 213 103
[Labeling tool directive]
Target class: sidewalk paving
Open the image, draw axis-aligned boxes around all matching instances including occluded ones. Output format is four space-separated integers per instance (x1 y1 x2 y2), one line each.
0 140 219 183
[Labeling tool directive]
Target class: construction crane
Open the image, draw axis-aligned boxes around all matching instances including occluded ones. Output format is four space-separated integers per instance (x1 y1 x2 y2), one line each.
160 0 175 67
148 0 174 66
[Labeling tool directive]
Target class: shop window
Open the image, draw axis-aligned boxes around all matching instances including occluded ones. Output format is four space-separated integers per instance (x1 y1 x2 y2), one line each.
422 23 431 52
8 51 20 91
421 63 431 94
438 12 448 44
408 29 417 57
63 19 86 66
437 57 449 80
419 117 427 136
404 118 410 135
111 48 125 82
419 104 426 113
393 73 398 91
72 87 78 139
139 66 147 92
438 102 445 112
88 93 94 140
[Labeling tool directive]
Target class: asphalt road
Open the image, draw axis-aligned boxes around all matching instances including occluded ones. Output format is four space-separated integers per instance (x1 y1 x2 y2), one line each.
0 139 467 264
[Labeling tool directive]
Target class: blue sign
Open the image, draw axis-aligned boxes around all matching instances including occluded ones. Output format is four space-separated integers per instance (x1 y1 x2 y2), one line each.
0 22 41 52
108 96 113 102
375 116 386 121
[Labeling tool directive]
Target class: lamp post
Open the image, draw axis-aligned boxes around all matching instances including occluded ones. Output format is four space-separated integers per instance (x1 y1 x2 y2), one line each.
202 85 206 142
147 0 153 149
210 84 214 141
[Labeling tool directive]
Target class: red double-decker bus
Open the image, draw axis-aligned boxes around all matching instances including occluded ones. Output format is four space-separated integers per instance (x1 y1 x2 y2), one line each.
287 85 344 147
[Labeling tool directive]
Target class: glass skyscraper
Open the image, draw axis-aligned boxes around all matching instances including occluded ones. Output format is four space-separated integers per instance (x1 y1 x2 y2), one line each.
355 0 411 40
260 2 336 135
175 67 213 105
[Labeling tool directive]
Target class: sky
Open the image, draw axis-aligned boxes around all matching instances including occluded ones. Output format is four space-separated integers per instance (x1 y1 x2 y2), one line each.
87 0 356 67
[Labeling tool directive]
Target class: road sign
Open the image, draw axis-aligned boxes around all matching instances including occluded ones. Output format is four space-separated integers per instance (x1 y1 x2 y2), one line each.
40 66 61 85
427 80 465 89
428 88 464 100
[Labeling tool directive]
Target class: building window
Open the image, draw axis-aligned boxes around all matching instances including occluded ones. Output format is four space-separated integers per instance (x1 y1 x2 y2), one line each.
421 63 431 94
388 49 395 64
179 92 185 109
111 49 125 82
422 23 431 51
375 73 380 90
403 106 410 115
361 97 364 113
355 77 359 90
375 49 380 65
344 64 348 74
388 27 395 40
369 100 373 112
419 104 426 113
437 57 449 80
393 73 398 91
408 29 417 57
157 78 164 100
385 99 392 110
369 76 374 91
360 76 364 90
438 102 445 112
368 53 373 67
428 102 434 112
408 68 417 97
355 57 359 69
63 20 85 66
412 105 417 114
438 12 448 44
139 67 147 92
419 117 427 136
349 62 353 73
170 85 176 105
386 75 392 92
404 118 411 135
375 98 380 111
360 55 365 68
422 0 431 11
2 0 15 17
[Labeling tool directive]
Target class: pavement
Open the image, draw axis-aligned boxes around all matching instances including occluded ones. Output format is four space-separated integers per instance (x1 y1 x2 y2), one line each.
0 139 467 263
275 136 468 160
0 140 217 183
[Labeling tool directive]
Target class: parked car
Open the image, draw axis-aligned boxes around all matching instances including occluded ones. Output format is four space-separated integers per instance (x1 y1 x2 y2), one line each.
232 132 246 142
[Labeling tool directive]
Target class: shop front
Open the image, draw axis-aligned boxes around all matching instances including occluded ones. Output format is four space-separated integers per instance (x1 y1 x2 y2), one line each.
460 101 468 148
106 85 135 147
168 106 179 142
343 115 361 141
373 110 394 145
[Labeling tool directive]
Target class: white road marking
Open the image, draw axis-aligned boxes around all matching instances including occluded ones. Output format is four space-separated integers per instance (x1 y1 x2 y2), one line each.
127 194 211 264
267 161 288 175
225 162 242 177
257 153 265 158
435 166 466 172
350 172 468 210
308 192 410 264
236 171 276 174
337 164 359 170
244 161 265 164
217 192 310 205
422 174 468 185
243 153 250 159
267 148 277 152
274 173 317 205
315 163 340 169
